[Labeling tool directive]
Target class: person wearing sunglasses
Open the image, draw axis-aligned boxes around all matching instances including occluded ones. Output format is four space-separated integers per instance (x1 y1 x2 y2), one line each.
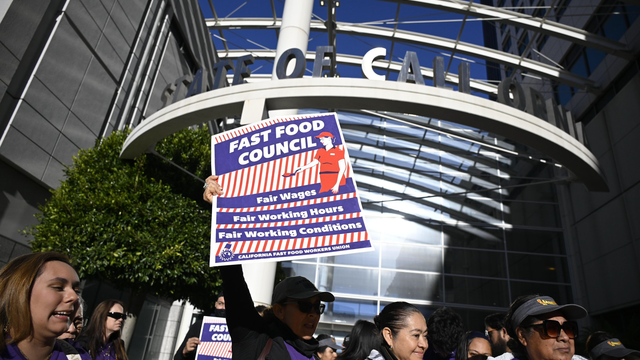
586 331 640 360
504 295 587 360
203 174 335 359
77 299 128 360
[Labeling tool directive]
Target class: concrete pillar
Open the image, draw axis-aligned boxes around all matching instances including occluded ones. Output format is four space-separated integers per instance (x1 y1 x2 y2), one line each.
243 0 313 301
269 0 313 118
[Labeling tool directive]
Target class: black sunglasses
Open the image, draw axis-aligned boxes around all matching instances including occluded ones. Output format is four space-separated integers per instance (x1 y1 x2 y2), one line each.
282 300 326 315
107 312 127 321
522 320 578 339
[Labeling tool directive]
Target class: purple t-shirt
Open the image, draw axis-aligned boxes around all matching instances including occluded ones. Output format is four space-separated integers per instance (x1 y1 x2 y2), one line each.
2 340 91 360
284 342 314 360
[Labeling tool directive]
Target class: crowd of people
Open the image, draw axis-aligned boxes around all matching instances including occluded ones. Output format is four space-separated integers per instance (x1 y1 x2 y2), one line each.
0 177 637 360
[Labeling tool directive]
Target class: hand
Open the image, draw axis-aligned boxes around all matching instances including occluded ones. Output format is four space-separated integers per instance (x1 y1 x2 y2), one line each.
183 337 201 354
331 184 339 194
203 175 224 203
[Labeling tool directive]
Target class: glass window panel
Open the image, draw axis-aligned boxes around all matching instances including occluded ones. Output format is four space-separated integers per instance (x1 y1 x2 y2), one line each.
445 226 505 251
569 52 589 77
505 201 560 227
366 211 442 246
380 270 443 302
505 228 566 255
320 240 380 267
508 253 569 283
381 243 442 273
323 298 378 325
444 248 507 278
284 262 317 281
509 281 573 304
445 276 510 307
602 10 628 40
625 5 640 24
317 265 380 296
585 48 606 74
555 84 573 106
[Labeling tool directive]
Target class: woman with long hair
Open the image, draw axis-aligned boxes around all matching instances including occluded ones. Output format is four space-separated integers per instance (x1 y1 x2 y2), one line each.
0 251 91 360
454 331 491 360
337 320 381 360
77 299 128 360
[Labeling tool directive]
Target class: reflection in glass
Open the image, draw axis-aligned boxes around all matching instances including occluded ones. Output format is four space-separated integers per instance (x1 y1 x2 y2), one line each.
444 276 510 307
380 270 442 302
317 265 379 296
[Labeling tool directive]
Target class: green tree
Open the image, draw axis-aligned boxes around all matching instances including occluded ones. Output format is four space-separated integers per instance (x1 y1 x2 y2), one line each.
26 127 221 313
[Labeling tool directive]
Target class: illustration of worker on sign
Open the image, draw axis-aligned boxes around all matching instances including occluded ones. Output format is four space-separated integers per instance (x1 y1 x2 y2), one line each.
293 131 348 193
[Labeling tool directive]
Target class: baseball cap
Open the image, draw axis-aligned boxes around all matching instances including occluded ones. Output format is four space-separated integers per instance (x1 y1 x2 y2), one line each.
318 337 344 351
272 276 335 304
590 339 640 360
511 295 587 328
315 132 334 138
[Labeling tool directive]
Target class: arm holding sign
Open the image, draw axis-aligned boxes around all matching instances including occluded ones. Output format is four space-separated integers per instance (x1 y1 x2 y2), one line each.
203 177 335 359
203 175 224 202
173 320 202 360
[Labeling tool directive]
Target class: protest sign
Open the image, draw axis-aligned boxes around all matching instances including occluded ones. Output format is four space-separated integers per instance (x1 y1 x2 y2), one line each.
209 113 373 266
195 316 231 360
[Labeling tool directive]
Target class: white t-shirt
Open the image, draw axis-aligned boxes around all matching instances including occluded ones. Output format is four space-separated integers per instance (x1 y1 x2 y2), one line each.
489 352 588 360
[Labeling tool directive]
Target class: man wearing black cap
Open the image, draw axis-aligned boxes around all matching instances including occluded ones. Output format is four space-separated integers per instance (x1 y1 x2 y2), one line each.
588 333 640 360
221 264 334 359
314 334 343 360
504 295 587 360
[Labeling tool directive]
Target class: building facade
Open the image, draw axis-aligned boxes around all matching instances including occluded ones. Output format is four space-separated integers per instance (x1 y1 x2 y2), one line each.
2 0 640 355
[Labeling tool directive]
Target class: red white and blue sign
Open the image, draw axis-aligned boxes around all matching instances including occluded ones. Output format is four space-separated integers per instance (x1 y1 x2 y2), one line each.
209 113 373 266
195 316 232 360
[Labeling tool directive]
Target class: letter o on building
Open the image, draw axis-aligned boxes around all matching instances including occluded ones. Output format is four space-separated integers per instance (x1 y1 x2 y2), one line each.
276 48 305 79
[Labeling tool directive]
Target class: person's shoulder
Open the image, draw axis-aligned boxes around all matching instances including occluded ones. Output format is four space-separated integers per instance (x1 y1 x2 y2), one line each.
489 352 515 360
53 339 92 360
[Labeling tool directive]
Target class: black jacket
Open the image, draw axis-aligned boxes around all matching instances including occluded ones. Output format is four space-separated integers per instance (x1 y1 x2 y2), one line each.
173 318 203 360
221 265 318 360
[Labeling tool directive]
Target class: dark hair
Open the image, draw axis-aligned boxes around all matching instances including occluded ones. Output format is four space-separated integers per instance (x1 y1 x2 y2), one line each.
338 320 380 360
586 331 614 358
484 313 506 331
374 302 423 346
505 294 540 360
315 334 335 359
0 252 75 353
82 299 128 360
456 331 491 360
427 307 466 354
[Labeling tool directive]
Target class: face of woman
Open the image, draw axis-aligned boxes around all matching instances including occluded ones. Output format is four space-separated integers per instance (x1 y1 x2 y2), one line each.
317 347 338 360
275 296 321 340
518 313 574 360
105 303 125 337
319 137 333 147
30 261 80 341
468 338 492 359
384 312 428 360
